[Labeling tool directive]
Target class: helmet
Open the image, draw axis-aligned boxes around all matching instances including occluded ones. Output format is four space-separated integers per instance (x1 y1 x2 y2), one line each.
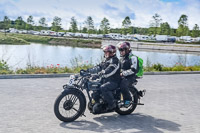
117 42 130 51
103 45 116 53
103 45 116 58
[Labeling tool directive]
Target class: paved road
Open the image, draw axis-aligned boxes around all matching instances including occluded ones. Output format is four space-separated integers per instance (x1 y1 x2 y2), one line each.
0 74 200 133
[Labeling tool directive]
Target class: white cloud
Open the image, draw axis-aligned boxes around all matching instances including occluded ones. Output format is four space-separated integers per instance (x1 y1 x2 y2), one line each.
0 0 199 29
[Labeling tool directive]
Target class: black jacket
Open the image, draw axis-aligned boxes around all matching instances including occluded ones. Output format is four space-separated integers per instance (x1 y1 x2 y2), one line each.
120 52 138 78
88 55 120 83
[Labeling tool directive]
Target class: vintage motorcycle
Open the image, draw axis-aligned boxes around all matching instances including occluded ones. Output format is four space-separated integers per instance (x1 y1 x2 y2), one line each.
54 70 146 122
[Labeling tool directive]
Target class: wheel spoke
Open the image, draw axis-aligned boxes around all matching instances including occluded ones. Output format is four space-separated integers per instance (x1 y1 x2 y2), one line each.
72 107 79 113
57 93 81 119
69 94 75 101
65 94 69 101
72 97 78 106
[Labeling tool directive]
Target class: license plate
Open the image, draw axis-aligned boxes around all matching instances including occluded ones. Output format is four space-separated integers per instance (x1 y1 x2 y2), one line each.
68 75 75 85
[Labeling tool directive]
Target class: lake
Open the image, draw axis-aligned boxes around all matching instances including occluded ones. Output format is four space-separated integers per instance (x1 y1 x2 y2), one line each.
0 43 200 70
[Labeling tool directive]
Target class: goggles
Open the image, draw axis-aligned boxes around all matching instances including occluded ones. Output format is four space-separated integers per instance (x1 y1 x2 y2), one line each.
119 48 125 52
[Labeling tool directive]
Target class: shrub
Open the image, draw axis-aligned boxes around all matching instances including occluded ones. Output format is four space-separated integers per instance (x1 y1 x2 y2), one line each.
172 65 185 71
153 63 163 71
0 60 13 74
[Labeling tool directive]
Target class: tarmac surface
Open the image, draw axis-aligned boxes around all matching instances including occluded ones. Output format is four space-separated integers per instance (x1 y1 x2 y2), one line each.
0 74 200 133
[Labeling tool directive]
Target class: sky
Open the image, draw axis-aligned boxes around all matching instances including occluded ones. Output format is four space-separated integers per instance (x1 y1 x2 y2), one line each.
0 0 200 30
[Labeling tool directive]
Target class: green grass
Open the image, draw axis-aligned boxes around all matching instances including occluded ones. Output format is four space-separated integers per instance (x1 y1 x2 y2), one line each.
8 33 52 44
0 32 102 48
0 33 29 44
49 38 101 48
144 63 200 72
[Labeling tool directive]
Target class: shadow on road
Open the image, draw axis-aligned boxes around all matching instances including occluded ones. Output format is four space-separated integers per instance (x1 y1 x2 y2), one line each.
60 113 181 133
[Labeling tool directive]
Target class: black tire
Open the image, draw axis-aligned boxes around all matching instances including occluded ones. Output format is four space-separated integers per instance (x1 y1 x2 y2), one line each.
115 87 138 115
54 89 86 122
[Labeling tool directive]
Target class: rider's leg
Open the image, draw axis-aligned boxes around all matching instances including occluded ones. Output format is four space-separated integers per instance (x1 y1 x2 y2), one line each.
120 78 132 102
100 82 118 110
92 91 100 104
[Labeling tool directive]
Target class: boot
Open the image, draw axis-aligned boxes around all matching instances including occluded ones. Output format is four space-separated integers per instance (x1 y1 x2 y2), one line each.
124 100 131 108
92 103 101 114
107 102 117 111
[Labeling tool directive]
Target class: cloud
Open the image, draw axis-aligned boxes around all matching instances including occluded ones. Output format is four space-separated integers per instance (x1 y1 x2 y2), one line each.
160 0 181 2
0 0 199 29
118 6 135 20
102 3 118 11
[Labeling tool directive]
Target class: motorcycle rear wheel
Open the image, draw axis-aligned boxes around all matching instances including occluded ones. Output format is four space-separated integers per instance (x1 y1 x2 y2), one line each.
54 89 86 122
115 87 138 115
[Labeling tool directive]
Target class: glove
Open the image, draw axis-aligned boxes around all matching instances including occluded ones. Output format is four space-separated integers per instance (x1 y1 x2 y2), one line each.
98 70 105 78
91 74 99 80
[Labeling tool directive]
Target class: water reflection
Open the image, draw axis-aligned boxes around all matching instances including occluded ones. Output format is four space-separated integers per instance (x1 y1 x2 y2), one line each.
0 43 200 69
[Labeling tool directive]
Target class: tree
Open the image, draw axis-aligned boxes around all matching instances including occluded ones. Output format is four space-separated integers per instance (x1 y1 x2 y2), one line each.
135 27 148 35
177 14 189 36
3 16 10 29
121 16 132 35
39 17 47 27
122 16 131 28
38 17 47 30
51 16 62 32
15 16 25 29
85 16 94 34
192 24 200 37
70 17 78 33
178 14 188 26
27 15 34 25
100 17 110 34
170 28 176 36
150 13 162 35
26 15 34 30
3 16 10 35
82 27 87 33
159 22 171 35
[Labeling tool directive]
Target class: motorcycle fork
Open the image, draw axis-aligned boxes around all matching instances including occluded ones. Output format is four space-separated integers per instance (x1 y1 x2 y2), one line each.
86 87 92 103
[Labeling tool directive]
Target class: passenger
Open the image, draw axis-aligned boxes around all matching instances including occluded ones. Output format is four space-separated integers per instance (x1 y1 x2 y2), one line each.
117 42 138 107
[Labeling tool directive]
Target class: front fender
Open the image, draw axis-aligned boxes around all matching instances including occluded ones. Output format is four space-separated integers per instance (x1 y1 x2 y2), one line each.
63 84 76 90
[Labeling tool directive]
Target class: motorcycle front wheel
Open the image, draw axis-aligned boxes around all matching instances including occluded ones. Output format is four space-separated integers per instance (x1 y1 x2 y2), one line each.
115 87 138 115
54 89 86 122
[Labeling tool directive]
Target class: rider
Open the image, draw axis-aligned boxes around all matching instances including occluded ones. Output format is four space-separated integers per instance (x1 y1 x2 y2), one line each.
117 42 138 107
88 45 120 110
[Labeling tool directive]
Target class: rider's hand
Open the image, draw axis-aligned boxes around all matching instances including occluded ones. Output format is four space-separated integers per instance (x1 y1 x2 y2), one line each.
98 70 105 78
91 74 99 80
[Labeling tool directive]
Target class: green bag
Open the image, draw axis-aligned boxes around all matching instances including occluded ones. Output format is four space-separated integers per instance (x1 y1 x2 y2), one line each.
129 54 144 77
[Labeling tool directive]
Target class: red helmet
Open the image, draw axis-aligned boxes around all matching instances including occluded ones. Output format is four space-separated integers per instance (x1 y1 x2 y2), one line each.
117 42 130 51
103 45 116 58
103 45 116 53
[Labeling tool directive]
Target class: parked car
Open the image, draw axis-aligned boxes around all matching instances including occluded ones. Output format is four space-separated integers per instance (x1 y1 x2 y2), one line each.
155 35 168 42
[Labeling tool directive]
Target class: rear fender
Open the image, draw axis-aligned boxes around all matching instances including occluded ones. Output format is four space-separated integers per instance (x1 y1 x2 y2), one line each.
131 86 146 97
